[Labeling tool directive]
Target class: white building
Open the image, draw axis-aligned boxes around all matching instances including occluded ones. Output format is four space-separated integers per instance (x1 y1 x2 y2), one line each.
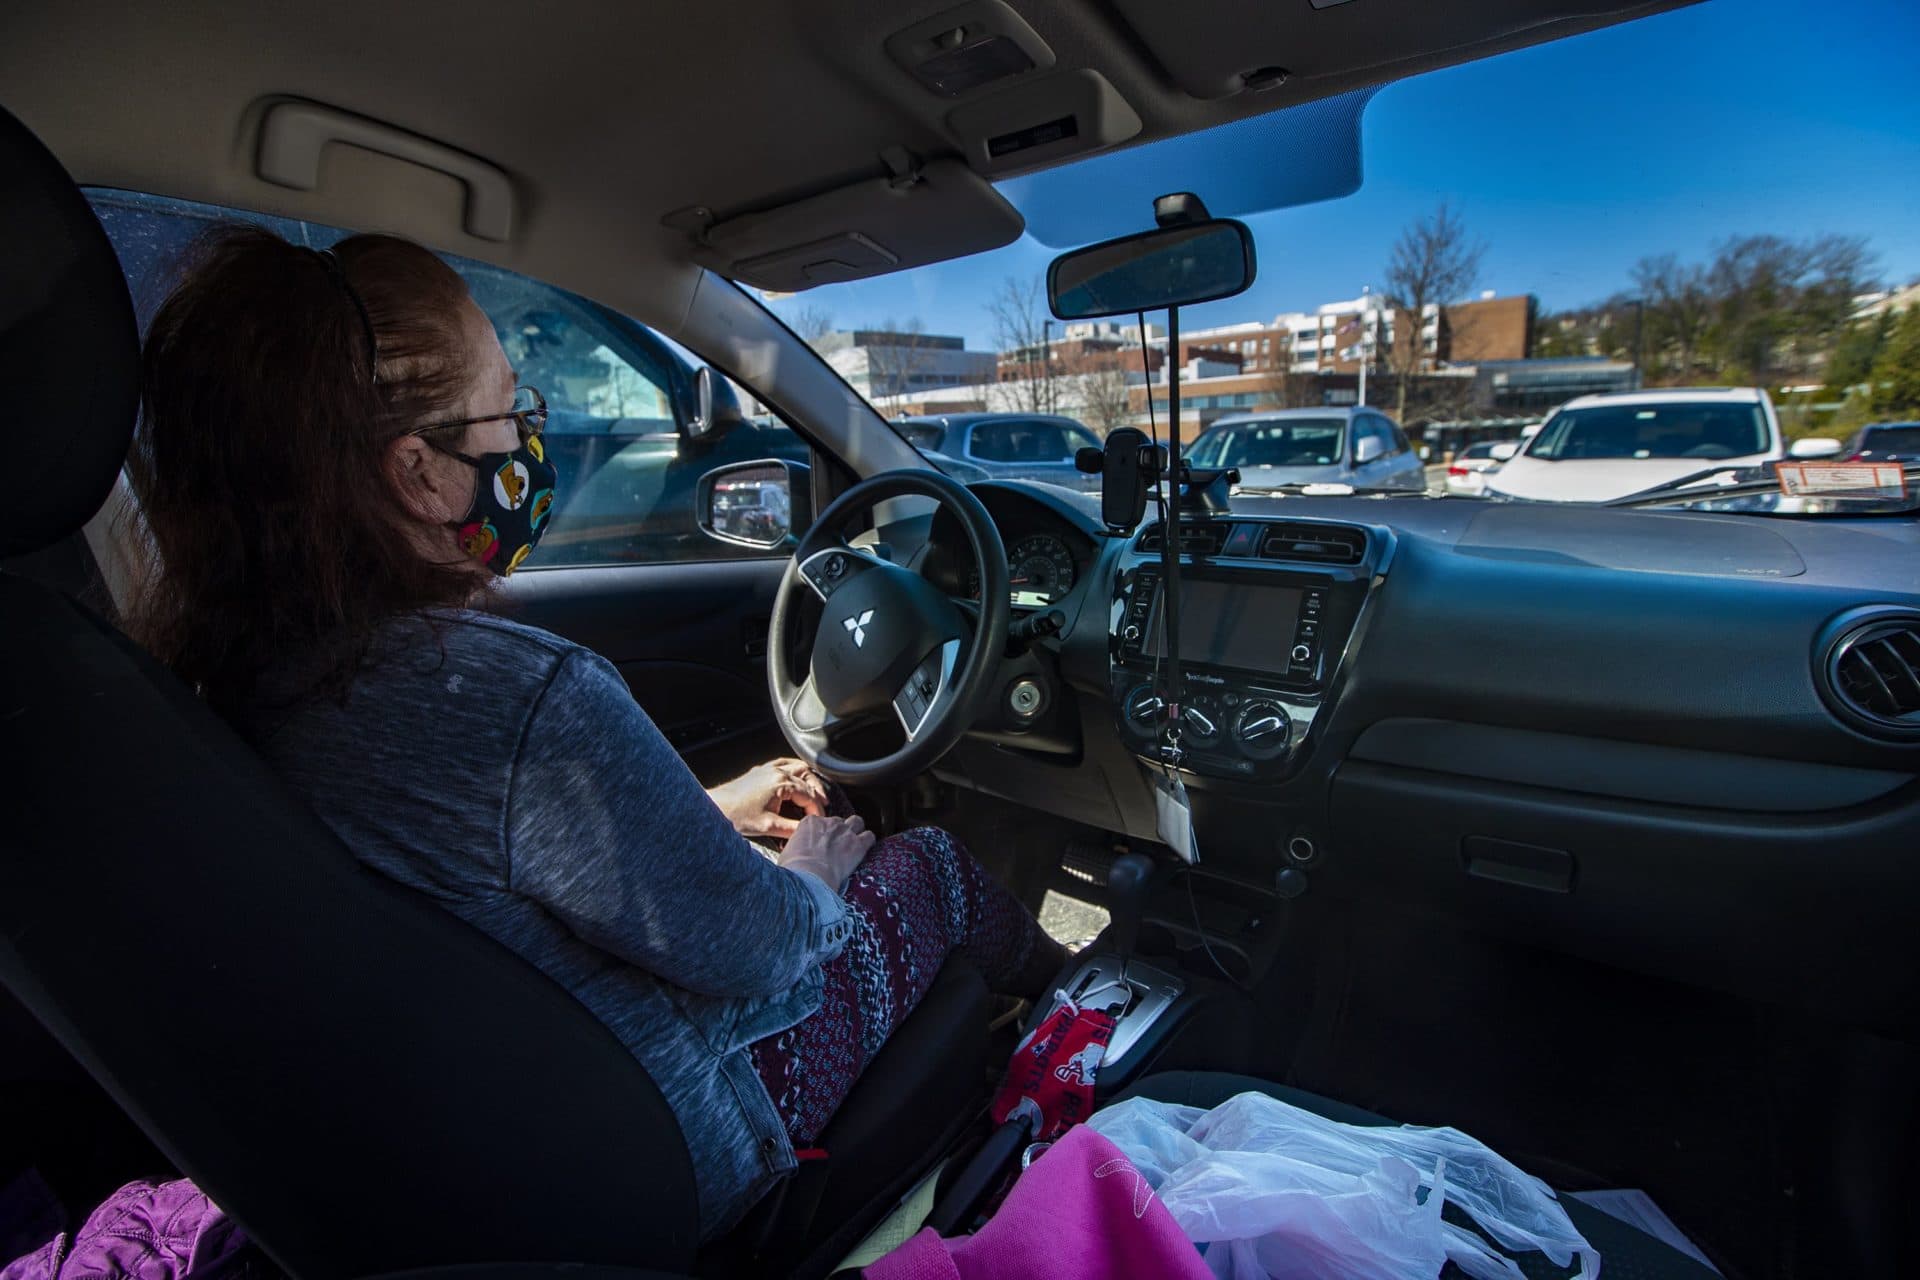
812 330 998 403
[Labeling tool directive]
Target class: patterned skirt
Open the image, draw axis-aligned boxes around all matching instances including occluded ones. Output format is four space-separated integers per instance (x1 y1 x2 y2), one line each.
748 822 1060 1146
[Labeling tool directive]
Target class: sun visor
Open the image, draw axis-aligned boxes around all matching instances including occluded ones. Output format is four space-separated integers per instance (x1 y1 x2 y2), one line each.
1109 0 1693 100
688 159 1023 293
999 89 1374 248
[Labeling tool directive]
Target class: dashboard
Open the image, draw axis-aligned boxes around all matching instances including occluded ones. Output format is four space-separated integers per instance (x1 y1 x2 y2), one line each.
896 480 1920 1034
922 486 1098 610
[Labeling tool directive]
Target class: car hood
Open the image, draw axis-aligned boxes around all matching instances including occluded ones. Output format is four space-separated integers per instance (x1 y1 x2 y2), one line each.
1230 462 1349 489
1487 454 1771 503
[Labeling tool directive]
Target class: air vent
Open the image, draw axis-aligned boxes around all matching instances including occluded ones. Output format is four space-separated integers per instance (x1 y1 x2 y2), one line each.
1258 523 1367 565
1820 609 1920 740
1136 523 1225 556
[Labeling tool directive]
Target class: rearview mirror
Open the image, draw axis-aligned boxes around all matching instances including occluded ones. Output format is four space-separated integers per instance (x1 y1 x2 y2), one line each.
696 458 812 548
1352 435 1385 466
1489 443 1520 462
1788 436 1844 459
1048 220 1256 320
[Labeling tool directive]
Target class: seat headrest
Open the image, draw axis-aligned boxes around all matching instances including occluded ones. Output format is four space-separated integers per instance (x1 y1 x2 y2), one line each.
0 104 139 558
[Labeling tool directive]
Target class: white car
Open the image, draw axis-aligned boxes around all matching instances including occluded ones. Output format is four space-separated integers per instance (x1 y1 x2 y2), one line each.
1485 388 1841 504
1444 440 1515 496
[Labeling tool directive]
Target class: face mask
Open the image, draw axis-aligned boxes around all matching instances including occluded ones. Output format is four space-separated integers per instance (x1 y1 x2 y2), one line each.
450 433 558 576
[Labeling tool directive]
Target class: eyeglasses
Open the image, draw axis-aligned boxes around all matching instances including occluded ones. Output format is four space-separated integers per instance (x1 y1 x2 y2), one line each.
409 385 548 453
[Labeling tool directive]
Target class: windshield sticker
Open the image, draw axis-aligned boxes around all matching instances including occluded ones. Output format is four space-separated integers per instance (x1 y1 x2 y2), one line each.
1775 463 1907 499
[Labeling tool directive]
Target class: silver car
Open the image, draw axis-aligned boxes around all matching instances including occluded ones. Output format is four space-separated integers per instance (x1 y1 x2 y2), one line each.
895 413 1105 492
1187 407 1428 493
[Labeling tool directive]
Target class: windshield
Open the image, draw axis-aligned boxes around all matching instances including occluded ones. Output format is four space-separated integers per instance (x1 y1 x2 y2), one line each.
768 0 1919 515
1191 420 1346 469
1526 403 1769 462
1856 425 1920 459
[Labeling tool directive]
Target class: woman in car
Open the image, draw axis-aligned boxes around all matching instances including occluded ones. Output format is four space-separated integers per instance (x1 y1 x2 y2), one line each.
127 226 1065 1238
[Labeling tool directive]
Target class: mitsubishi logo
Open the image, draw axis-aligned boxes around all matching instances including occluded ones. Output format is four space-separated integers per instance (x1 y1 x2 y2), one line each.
843 609 875 648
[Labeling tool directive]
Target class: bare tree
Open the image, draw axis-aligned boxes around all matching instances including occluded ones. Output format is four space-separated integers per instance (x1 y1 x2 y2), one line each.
1056 346 1133 436
988 276 1058 414
1382 203 1486 421
1704 233 1878 383
1258 366 1324 410
861 317 934 414
1631 254 1711 382
786 302 836 347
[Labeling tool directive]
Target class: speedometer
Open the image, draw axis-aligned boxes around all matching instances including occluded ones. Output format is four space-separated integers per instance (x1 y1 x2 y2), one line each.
1007 534 1076 607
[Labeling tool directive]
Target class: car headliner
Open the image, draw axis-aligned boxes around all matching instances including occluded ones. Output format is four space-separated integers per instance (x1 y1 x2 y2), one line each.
3 0 1695 340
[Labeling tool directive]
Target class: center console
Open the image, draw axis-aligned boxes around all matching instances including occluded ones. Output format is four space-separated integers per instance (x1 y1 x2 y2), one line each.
1110 517 1379 780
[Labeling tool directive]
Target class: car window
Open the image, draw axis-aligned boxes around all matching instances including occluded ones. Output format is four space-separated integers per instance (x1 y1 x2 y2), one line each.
1353 416 1397 460
1193 419 1345 468
87 189 810 569
896 421 948 453
1855 425 1920 458
966 419 1096 462
1527 402 1768 461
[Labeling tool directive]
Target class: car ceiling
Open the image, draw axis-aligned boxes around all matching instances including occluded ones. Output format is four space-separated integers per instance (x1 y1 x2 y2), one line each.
3 0 1693 335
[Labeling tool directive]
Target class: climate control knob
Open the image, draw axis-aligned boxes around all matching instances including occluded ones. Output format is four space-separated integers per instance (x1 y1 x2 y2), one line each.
1180 694 1223 746
1123 684 1164 733
1232 699 1292 761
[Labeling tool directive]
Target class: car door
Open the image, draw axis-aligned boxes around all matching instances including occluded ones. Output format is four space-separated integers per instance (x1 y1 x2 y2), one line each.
1382 420 1428 490
90 189 815 783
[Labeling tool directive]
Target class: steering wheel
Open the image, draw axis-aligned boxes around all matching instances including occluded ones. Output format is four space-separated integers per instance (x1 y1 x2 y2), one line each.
768 470 1010 784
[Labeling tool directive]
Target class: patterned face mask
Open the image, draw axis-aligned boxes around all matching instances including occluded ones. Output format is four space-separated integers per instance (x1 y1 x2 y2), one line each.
450 434 558 576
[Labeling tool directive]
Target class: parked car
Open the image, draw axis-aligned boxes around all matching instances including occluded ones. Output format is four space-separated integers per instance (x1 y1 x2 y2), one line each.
1444 440 1516 496
1840 421 1920 463
894 413 1105 491
1485 387 1842 503
1186 407 1428 493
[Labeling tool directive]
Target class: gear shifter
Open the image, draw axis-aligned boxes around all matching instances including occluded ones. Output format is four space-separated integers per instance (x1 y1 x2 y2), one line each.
1105 851 1155 977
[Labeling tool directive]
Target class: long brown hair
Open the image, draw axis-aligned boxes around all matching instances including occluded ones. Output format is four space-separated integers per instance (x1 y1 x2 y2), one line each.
129 224 485 719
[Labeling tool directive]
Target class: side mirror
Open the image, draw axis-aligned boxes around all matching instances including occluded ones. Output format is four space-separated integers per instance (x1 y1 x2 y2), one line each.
696 458 812 549
1048 219 1256 320
1489 442 1520 462
1352 435 1385 466
687 366 750 443
1788 436 1844 459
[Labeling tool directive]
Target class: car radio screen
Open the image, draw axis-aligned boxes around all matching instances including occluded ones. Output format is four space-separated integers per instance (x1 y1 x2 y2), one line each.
1144 580 1303 671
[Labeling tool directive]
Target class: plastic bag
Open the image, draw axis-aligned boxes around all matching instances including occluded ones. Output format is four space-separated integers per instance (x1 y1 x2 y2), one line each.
1088 1094 1598 1280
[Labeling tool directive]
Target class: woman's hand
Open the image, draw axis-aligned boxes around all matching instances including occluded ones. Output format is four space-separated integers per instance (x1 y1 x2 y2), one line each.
778 814 876 893
707 757 831 839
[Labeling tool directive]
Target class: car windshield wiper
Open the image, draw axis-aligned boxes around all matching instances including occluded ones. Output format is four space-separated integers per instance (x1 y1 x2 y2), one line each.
1607 460 1920 510
1601 463 1766 506
1232 482 1428 497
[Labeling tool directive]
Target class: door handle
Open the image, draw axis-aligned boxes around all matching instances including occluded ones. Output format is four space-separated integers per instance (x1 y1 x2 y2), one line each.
743 615 771 658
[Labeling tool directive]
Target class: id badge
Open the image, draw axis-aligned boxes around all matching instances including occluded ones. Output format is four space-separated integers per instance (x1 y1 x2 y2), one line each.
1152 772 1198 864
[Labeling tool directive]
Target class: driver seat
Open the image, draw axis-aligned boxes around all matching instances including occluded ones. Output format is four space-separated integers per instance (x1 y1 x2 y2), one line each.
0 101 985 1280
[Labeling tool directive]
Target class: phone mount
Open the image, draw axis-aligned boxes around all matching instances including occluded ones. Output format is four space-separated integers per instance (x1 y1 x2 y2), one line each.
1076 429 1239 529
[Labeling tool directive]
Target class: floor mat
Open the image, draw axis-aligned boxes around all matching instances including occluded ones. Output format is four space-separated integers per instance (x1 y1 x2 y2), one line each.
1283 905 1787 1278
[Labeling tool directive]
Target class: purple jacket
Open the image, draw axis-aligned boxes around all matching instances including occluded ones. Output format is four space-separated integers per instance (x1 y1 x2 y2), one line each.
2 1180 248 1280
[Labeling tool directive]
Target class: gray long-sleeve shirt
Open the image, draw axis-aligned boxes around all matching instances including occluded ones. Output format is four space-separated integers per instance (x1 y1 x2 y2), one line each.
242 610 851 1237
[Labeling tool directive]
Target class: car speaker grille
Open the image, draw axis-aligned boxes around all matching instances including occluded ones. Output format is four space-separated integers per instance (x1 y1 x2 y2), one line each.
1822 612 1920 738
1258 523 1367 565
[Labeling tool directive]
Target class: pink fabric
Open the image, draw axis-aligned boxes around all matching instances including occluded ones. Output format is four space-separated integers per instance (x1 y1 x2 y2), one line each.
865 1125 1210 1280
1 1179 244 1280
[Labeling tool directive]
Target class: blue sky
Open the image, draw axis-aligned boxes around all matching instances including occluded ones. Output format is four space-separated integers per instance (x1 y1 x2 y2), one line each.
774 0 1920 350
